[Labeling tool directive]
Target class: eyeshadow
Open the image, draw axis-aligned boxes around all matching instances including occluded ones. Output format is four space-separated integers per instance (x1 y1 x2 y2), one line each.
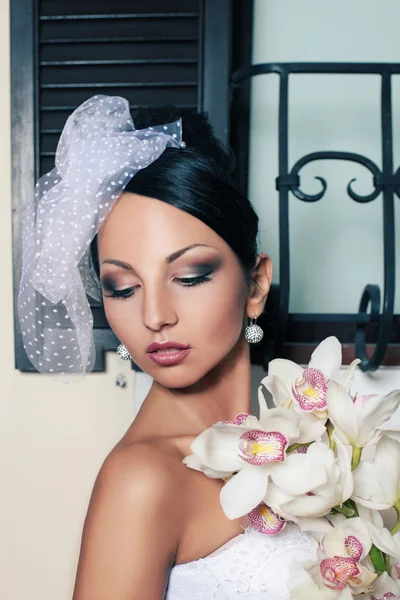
100 276 120 291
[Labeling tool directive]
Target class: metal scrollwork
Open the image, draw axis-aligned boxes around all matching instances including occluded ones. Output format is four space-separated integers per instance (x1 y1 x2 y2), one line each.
231 62 400 371
280 151 383 203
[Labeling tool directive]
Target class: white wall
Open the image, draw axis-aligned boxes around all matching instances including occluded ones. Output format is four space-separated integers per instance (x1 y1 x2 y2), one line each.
0 3 136 598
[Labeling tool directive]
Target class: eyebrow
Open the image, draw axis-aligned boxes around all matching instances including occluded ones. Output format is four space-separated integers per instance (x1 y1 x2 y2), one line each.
101 244 216 270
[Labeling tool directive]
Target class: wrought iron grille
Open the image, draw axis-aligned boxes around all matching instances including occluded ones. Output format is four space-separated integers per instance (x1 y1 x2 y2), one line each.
232 63 400 372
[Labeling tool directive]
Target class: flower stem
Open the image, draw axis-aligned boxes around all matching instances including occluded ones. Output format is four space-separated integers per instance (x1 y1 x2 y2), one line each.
390 502 400 535
351 446 362 471
326 420 336 451
384 552 391 574
334 503 356 518
369 544 386 574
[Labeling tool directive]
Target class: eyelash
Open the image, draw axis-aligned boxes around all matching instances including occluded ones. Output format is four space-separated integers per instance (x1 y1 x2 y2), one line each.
105 272 214 300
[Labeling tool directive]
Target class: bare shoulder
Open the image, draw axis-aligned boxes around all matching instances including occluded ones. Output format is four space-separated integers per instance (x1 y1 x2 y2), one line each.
73 440 185 600
97 439 182 504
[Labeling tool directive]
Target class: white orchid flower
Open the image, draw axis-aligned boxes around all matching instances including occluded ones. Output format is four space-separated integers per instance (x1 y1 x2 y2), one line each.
266 336 342 419
326 379 400 450
352 435 400 512
183 405 302 519
264 435 353 521
362 572 400 600
290 518 378 600
262 374 327 443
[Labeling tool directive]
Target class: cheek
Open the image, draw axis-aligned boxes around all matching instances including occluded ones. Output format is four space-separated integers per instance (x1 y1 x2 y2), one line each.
181 274 247 350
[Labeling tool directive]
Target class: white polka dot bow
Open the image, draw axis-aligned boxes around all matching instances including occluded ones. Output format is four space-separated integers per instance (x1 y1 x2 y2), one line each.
18 94 182 382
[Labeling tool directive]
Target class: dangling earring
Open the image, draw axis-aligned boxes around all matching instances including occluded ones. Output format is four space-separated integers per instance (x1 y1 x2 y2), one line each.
117 344 131 360
244 316 264 344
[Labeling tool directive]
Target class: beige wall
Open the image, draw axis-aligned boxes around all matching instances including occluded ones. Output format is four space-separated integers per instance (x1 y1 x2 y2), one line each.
1 3 136 599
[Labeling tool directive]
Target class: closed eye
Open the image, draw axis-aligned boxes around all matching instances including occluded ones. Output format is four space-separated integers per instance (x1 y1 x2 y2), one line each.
174 272 214 287
104 286 136 300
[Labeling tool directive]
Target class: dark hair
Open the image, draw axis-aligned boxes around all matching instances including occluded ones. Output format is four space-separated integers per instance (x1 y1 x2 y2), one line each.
90 107 259 284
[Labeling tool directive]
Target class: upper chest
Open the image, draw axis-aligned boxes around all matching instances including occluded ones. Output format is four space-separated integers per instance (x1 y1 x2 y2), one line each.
174 461 245 565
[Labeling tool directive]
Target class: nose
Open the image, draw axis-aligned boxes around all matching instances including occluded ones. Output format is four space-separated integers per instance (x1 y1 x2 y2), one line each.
142 284 178 332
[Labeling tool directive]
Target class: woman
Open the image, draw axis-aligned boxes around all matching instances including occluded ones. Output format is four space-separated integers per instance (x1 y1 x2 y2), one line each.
18 96 315 599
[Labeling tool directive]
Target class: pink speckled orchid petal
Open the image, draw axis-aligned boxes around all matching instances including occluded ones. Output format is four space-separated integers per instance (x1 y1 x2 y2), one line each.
244 502 286 535
344 535 363 561
238 429 288 466
320 556 360 591
223 412 250 425
292 368 328 413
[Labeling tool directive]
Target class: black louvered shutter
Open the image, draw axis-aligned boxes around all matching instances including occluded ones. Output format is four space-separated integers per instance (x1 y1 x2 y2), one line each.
12 0 253 371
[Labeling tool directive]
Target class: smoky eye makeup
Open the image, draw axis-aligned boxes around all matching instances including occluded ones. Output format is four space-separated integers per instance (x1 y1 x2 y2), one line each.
176 260 220 277
101 275 136 293
171 259 223 287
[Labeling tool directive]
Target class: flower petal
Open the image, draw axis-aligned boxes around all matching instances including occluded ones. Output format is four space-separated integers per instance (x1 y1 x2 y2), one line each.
320 556 359 591
326 380 358 446
367 572 400 600
282 493 337 519
220 464 270 519
268 358 304 391
293 368 328 413
223 412 249 425
339 358 361 394
352 460 394 510
378 427 400 443
296 517 337 535
270 446 329 495
259 406 300 440
355 504 384 528
357 391 400 447
334 433 354 503
238 429 288 465
308 336 342 381
244 502 286 535
374 436 400 507
182 453 232 479
261 374 292 408
296 412 328 443
190 424 245 472
263 480 295 518
366 521 400 562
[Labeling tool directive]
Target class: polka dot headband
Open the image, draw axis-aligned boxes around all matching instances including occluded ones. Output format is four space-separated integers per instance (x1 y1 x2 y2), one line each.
18 95 183 381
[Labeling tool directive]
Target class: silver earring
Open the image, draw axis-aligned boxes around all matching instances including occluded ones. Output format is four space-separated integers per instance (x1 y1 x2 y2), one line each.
117 344 131 360
244 317 264 344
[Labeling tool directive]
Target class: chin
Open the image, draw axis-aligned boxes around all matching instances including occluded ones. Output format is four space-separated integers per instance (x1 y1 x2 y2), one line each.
149 365 212 390
134 354 225 390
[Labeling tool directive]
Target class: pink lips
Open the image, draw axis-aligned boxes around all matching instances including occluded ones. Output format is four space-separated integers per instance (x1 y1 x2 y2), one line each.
146 341 191 366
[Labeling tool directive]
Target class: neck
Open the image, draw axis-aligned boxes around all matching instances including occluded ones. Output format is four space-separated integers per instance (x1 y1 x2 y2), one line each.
132 339 251 440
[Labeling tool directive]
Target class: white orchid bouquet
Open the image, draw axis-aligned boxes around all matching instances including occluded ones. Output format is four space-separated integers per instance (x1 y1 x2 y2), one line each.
183 337 400 600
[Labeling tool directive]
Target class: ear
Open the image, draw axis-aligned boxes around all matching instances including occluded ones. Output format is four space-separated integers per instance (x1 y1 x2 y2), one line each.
245 253 273 319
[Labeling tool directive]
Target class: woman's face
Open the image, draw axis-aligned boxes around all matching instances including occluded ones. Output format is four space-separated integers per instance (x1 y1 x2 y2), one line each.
97 192 251 389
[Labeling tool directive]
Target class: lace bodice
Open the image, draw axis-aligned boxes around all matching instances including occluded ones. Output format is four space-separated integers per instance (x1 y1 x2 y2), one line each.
165 523 316 600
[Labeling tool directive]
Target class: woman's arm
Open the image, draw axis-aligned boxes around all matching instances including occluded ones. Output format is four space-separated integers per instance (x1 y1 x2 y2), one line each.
72 443 181 600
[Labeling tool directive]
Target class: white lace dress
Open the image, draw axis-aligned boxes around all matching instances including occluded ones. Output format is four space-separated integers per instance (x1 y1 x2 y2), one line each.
165 523 316 600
